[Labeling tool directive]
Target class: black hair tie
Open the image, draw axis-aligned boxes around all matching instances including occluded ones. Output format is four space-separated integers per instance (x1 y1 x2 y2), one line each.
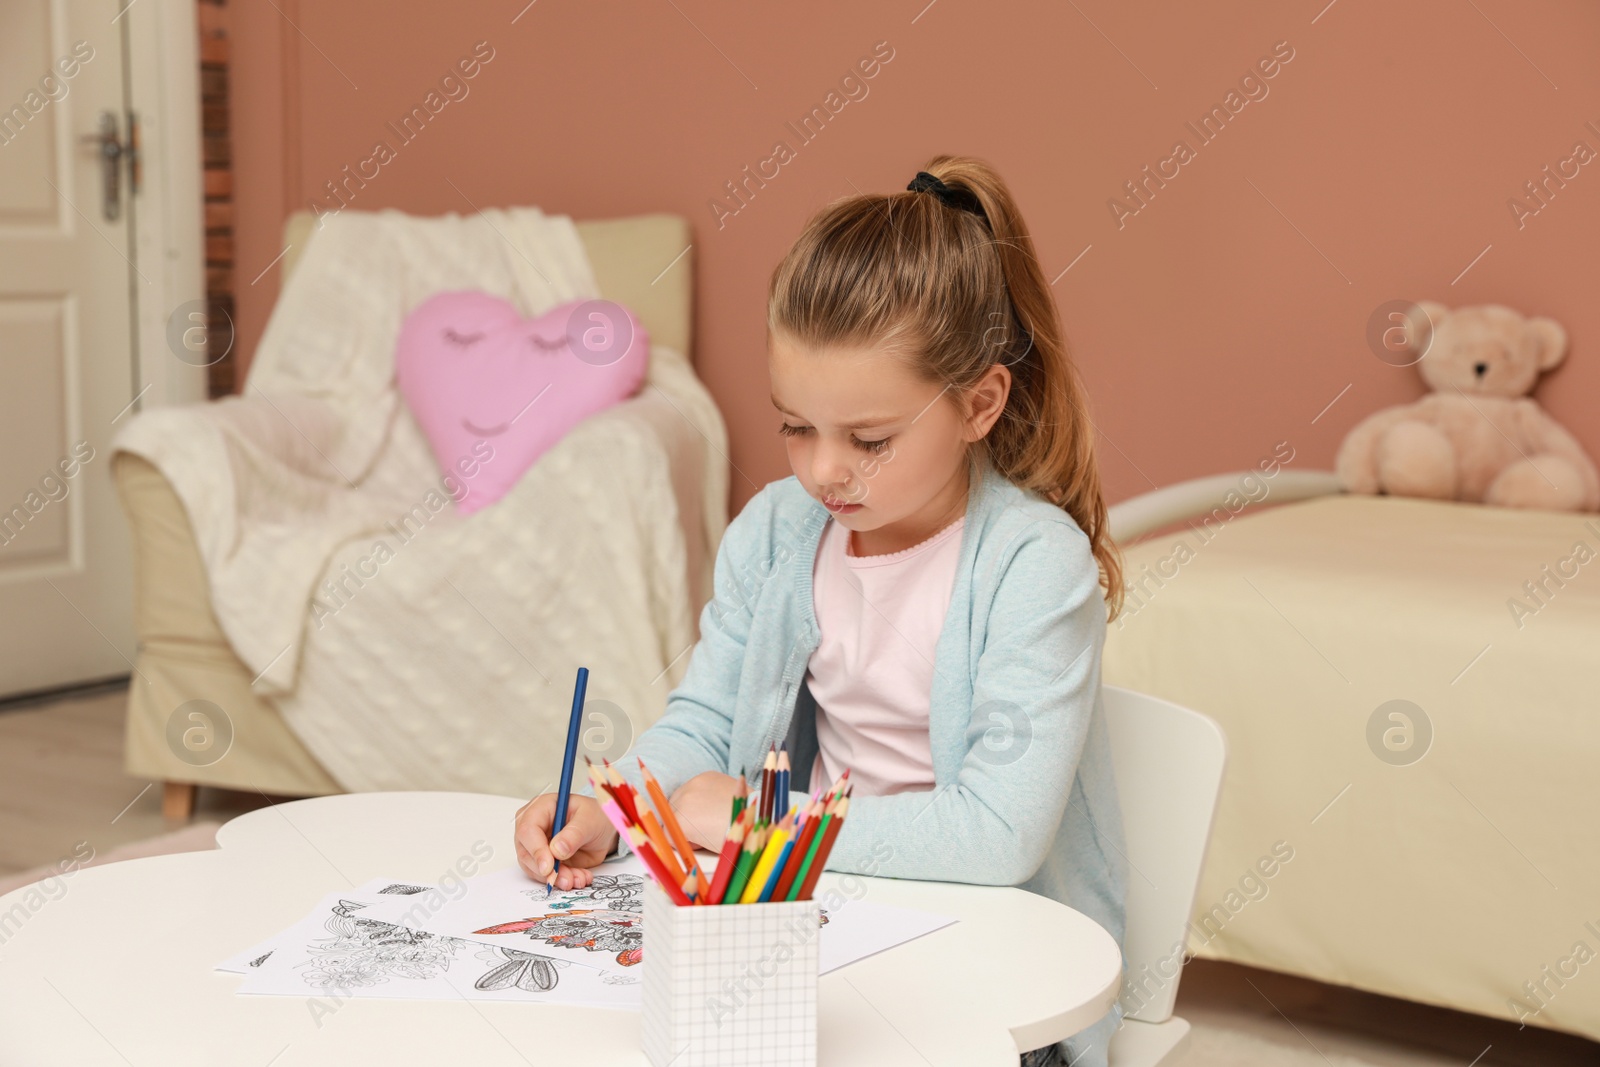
907 170 989 224
907 169 1034 365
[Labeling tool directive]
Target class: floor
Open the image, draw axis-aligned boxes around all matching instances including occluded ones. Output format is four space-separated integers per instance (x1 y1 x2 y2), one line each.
0 685 270 880
2 685 1596 1067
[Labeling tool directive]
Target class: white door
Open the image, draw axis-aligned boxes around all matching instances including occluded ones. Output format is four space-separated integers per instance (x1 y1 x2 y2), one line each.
0 0 140 696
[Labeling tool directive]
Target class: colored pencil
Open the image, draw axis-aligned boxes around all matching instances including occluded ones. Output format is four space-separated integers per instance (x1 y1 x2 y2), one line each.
639 758 707 899
591 749 854 907
755 809 804 902
547 666 590 895
602 761 643 826
769 797 821 902
740 819 793 903
774 745 791 821
704 808 751 905
758 745 778 821
586 760 618 833
597 798 634 842
721 824 766 905
682 865 701 904
794 796 849 901
638 808 686 885
786 792 841 902
621 821 692 905
730 773 748 822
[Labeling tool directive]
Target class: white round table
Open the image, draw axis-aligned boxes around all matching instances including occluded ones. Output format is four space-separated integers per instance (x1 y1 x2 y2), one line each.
0 792 1121 1065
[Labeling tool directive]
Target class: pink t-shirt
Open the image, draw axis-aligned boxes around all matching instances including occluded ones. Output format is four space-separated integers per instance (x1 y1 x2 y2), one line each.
806 513 966 797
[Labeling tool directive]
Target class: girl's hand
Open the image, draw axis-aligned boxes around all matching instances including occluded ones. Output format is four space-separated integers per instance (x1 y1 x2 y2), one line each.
513 793 619 891
667 771 743 851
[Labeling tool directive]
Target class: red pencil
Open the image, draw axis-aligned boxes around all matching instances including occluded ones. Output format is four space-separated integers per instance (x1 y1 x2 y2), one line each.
704 807 751 905
795 796 849 901
603 760 643 825
768 798 820 902
624 823 692 905
585 759 612 803
758 744 778 821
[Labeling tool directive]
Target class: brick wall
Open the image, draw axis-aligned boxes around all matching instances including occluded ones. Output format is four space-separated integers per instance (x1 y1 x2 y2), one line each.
197 0 234 397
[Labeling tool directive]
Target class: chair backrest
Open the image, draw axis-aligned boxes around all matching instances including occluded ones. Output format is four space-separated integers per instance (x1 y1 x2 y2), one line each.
280 210 694 360
1102 685 1227 1023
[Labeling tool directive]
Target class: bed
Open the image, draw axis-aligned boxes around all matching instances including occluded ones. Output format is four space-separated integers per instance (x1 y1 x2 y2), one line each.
1102 477 1600 1043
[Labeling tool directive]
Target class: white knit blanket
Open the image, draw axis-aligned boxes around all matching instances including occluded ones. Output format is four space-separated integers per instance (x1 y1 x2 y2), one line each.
113 207 728 795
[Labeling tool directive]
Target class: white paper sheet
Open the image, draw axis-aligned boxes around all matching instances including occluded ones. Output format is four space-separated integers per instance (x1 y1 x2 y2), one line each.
813 898 957 974
231 887 638 1009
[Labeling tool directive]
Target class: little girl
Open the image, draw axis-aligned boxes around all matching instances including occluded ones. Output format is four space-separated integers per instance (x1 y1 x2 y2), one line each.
516 156 1129 1067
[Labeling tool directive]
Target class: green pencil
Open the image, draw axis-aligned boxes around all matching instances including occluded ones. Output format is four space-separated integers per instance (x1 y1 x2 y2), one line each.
785 796 839 901
730 772 748 822
720 824 766 904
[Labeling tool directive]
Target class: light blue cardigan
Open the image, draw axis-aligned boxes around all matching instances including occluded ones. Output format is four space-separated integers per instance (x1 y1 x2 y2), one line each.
609 453 1128 1058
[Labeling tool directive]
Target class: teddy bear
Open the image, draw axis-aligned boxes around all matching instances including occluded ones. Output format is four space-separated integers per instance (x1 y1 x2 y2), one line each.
1337 302 1599 512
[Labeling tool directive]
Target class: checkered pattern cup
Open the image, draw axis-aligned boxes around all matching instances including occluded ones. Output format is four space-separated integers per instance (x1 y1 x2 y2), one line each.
641 881 822 1067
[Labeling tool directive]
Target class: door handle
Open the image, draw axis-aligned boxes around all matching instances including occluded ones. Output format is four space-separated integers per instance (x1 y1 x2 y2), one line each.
79 110 137 221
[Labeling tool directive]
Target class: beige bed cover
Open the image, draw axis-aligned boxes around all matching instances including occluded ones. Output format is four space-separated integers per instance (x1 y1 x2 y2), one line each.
1104 493 1600 1042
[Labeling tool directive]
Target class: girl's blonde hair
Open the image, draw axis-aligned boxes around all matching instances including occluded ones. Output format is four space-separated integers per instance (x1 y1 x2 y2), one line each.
767 154 1124 619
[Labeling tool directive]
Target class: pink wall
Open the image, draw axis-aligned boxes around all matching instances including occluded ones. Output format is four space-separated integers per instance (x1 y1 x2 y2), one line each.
230 0 1600 516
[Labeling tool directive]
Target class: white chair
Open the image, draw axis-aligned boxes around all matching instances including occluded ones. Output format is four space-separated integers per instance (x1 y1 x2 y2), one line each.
1102 685 1228 1067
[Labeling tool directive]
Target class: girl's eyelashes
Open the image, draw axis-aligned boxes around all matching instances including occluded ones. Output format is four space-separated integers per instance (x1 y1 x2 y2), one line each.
777 422 892 454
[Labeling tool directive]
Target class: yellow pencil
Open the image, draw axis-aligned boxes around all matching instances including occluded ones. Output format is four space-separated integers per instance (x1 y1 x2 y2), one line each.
739 819 793 903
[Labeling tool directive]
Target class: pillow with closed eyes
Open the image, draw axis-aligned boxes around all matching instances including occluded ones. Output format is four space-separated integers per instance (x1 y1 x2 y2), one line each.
395 291 649 515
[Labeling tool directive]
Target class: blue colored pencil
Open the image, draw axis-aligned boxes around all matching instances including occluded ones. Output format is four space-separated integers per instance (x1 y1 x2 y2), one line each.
548 666 590 895
774 744 790 821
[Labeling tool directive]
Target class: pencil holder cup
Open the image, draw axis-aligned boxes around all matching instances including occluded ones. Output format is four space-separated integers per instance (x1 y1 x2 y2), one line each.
641 882 823 1067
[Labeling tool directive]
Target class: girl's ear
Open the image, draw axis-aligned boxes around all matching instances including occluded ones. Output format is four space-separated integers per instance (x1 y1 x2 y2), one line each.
962 363 1012 441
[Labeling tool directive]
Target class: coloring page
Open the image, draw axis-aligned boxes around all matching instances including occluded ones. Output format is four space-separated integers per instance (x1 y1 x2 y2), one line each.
233 889 639 1009
356 857 651 975
215 877 432 974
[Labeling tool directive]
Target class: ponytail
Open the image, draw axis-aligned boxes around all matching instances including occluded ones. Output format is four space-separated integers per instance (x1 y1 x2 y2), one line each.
769 154 1125 618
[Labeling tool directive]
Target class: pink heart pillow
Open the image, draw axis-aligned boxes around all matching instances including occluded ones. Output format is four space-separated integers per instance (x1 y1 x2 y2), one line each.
395 292 649 515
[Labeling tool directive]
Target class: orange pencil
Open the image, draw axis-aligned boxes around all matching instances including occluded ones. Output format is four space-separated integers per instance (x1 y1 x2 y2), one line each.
795 795 849 901
638 808 686 885
640 759 707 899
622 822 691 905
